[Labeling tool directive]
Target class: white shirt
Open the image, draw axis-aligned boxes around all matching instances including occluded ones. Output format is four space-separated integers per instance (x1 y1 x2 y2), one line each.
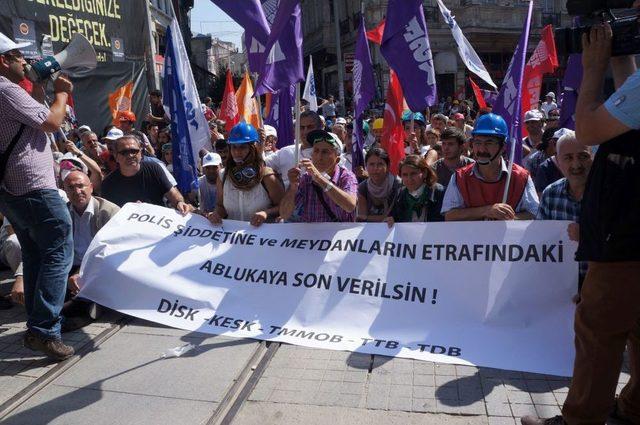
540 102 558 118
70 198 95 266
265 144 313 189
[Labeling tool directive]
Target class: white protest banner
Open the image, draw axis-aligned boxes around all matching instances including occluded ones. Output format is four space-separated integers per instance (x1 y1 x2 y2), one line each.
79 203 577 376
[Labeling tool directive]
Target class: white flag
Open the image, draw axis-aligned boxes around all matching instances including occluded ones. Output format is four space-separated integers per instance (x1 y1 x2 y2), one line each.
436 0 496 89
302 56 318 111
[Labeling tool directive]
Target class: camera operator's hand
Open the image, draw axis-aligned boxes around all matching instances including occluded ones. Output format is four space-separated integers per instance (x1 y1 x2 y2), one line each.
581 23 612 74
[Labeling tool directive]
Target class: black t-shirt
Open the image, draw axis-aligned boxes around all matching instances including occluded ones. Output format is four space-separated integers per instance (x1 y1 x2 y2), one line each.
102 161 173 207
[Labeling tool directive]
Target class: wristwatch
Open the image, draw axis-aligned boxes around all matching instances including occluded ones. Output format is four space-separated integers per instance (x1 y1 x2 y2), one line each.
323 182 334 193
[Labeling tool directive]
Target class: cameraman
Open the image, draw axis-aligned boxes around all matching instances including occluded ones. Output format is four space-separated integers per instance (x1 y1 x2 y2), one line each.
522 8 640 425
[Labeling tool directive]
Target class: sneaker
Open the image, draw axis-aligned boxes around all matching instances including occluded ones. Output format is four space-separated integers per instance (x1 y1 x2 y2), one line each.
23 330 74 361
521 416 566 425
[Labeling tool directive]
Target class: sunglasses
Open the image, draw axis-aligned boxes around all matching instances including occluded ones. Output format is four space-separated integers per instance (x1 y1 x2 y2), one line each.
117 148 141 156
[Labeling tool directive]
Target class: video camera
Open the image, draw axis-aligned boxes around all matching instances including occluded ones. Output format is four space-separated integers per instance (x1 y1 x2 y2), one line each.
555 0 640 57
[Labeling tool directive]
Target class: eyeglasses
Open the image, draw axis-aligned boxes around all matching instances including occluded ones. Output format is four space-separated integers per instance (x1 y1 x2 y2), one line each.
117 148 141 156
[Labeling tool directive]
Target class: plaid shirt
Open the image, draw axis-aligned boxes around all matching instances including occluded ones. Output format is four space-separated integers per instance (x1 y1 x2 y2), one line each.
537 178 587 280
0 76 56 196
525 150 549 180
294 165 358 222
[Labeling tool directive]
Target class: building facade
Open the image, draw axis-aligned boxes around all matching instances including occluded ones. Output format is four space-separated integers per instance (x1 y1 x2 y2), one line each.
301 0 572 111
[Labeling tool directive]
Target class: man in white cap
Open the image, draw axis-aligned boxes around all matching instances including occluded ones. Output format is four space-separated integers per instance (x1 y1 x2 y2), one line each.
0 32 76 360
540 91 558 118
262 124 278 158
522 109 545 157
191 152 222 213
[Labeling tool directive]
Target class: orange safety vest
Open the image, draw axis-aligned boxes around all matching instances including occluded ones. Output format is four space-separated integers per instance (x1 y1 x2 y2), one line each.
455 162 529 210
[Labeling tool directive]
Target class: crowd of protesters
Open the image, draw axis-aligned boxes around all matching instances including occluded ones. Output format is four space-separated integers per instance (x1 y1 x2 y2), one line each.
2 22 640 425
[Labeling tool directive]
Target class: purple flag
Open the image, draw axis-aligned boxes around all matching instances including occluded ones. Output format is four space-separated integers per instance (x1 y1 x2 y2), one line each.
254 0 304 95
380 0 437 111
558 54 582 130
352 14 375 171
481 90 498 107
265 86 295 149
492 1 534 166
211 1 270 73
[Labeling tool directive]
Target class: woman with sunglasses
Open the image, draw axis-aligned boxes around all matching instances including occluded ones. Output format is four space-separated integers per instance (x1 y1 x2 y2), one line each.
207 122 284 227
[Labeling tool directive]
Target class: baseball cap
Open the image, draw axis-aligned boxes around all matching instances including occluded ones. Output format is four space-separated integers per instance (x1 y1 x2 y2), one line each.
335 117 347 125
453 113 465 121
307 129 341 152
117 110 137 122
77 125 92 134
524 110 544 122
553 128 571 140
103 128 124 140
58 152 89 182
202 152 222 167
546 92 556 99
263 125 277 138
0 32 31 55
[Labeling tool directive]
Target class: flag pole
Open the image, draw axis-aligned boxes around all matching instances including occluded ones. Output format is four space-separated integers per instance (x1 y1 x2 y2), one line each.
502 0 534 204
294 82 301 163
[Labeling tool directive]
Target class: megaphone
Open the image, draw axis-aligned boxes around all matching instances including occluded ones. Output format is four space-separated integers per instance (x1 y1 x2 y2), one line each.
25 33 97 82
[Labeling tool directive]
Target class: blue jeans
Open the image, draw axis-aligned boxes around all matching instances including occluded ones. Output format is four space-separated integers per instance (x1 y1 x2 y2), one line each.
0 189 72 340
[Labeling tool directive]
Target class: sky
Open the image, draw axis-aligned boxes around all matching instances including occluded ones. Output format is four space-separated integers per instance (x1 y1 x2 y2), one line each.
190 1 243 48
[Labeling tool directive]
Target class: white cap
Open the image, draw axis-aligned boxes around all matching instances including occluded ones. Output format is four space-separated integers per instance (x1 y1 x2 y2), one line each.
546 91 556 99
553 128 570 140
202 152 222 167
524 110 544 122
335 117 347 125
263 125 277 138
58 152 89 182
103 128 124 141
328 132 344 153
77 125 92 134
0 32 31 55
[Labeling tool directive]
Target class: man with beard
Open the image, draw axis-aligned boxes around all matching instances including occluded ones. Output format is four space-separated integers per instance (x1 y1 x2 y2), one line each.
0 32 75 360
192 152 222 213
441 113 539 221
431 127 474 188
101 135 193 214
536 131 592 292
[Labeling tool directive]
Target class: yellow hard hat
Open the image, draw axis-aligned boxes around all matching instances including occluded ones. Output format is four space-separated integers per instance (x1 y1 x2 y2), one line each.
373 118 384 130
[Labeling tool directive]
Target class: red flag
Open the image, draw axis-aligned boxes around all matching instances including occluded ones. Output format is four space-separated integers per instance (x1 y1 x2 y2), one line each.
468 77 487 109
381 70 405 175
366 19 385 45
521 25 558 132
219 69 239 133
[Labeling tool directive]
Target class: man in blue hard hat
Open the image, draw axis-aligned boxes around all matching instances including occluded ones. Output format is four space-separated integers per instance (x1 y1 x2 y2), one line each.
441 113 539 221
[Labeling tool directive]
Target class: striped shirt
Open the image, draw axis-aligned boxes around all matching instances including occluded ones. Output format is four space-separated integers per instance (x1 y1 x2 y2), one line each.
0 76 56 195
537 178 587 280
293 165 358 222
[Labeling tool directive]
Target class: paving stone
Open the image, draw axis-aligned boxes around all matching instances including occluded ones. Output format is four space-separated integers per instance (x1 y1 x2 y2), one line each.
388 396 412 411
535 404 562 417
509 403 537 417
411 397 437 413
531 392 559 405
486 402 513 416
488 417 517 425
389 384 412 398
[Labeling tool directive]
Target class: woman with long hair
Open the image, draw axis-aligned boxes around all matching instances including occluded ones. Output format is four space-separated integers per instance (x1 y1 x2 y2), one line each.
357 148 402 222
386 154 445 226
207 122 284 227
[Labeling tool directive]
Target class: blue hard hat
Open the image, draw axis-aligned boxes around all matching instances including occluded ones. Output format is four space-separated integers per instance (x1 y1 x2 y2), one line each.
401 111 426 125
228 122 259 144
471 113 508 140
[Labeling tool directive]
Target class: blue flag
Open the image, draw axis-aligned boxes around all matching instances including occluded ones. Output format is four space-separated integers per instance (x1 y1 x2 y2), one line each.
380 0 437 111
163 20 209 193
255 0 304 95
264 86 295 149
492 2 534 166
211 1 270 73
352 14 375 171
